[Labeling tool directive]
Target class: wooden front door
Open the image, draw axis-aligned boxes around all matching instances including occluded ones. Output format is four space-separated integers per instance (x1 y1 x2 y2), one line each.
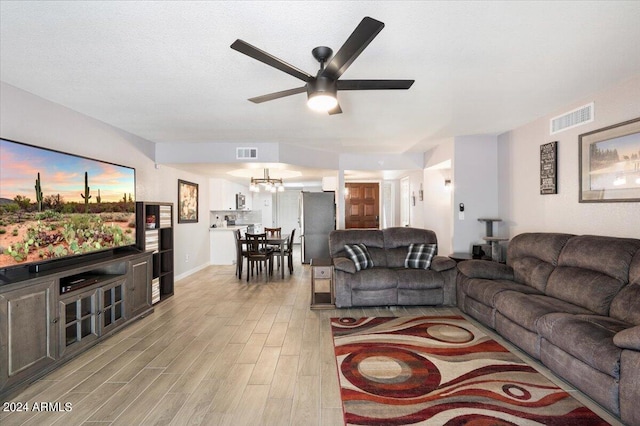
345 183 380 229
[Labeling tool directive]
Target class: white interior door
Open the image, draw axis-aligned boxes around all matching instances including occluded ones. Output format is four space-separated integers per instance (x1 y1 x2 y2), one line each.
400 177 410 227
275 190 301 244
382 181 395 228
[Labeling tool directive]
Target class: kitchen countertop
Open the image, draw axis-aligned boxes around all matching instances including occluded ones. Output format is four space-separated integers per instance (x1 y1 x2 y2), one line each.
209 225 248 231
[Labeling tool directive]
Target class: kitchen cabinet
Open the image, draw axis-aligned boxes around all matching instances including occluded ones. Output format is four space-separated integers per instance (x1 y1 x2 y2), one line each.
209 178 250 211
210 226 247 265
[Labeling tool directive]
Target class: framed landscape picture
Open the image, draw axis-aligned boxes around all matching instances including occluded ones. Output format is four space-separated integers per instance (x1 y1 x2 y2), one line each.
178 179 198 223
579 117 640 202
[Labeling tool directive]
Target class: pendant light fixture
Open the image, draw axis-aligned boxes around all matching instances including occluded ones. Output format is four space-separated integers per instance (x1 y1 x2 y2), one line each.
249 169 285 193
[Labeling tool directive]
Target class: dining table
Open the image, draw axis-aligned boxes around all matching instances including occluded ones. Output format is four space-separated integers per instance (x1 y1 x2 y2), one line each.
241 233 290 279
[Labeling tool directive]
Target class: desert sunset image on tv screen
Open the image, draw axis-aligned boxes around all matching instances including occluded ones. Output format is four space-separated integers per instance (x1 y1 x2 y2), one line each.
0 139 136 269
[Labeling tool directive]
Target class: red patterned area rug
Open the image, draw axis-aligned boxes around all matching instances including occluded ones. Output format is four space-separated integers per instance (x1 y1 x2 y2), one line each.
331 316 610 426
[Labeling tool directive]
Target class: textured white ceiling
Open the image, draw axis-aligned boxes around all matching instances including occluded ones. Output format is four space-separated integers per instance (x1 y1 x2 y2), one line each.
1 1 640 158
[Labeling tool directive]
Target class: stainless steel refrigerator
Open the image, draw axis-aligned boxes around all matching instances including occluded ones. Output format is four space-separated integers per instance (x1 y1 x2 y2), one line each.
299 191 335 264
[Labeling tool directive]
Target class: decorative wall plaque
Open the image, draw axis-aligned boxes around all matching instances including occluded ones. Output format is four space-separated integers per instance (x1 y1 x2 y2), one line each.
540 141 558 194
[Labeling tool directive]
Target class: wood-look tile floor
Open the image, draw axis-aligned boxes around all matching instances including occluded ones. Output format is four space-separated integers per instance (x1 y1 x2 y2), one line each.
1 257 622 425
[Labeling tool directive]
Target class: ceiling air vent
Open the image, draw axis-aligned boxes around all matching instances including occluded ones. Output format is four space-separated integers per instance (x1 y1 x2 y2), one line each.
550 102 594 135
236 147 257 160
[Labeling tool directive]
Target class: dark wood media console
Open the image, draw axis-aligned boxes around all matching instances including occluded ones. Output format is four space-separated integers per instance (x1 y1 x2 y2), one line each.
0 249 153 401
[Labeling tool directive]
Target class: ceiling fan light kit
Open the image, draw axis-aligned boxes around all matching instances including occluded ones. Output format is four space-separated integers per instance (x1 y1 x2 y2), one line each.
307 93 338 112
306 76 338 112
230 16 414 115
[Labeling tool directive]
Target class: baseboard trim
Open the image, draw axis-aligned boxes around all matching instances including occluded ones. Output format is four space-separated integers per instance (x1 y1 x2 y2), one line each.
175 262 211 282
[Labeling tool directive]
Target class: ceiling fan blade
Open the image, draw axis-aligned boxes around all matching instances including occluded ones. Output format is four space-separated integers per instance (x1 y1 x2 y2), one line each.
231 39 313 82
337 79 414 90
328 103 342 115
248 86 307 104
321 17 385 80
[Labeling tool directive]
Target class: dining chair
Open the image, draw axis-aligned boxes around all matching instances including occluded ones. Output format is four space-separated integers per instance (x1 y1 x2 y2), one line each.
264 227 281 238
265 227 282 268
234 229 248 279
245 232 274 281
271 229 296 276
285 229 296 274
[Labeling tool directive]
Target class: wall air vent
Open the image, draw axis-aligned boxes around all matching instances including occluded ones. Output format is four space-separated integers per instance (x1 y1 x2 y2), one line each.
550 102 594 135
236 147 257 160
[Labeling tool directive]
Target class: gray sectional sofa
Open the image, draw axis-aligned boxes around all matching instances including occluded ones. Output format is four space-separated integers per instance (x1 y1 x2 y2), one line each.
457 232 640 426
329 227 457 308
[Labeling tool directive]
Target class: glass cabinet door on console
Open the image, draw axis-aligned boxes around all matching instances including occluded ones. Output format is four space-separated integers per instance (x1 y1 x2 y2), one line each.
101 279 127 335
58 288 99 358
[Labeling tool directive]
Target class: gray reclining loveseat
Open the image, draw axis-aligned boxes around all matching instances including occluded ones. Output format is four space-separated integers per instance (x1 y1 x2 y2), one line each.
329 227 457 308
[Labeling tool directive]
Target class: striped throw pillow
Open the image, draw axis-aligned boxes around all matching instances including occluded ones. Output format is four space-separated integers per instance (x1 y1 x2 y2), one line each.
344 243 374 271
404 243 437 269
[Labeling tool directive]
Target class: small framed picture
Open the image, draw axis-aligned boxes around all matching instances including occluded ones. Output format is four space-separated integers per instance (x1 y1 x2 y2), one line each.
178 179 198 223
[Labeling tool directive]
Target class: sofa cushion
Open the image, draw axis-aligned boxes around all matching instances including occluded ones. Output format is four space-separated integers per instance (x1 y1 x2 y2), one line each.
610 250 640 325
543 236 639 315
507 232 574 266
430 256 456 272
613 325 640 351
537 313 628 378
344 243 374 271
348 267 398 290
506 233 573 290
610 283 640 325
494 291 593 332
545 266 625 315
404 243 436 269
384 228 438 268
396 268 443 290
630 249 640 286
329 229 387 267
548 236 640 315
333 257 356 274
386 247 408 268
509 257 556 292
463 279 542 307
556 235 640 283
457 260 514 280
383 227 438 249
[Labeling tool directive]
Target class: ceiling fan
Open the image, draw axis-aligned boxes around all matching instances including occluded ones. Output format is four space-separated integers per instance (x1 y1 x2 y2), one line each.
230 16 414 115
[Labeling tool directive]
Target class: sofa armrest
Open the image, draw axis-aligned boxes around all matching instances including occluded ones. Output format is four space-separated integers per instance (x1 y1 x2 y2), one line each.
619 349 640 425
431 256 456 272
614 325 640 351
457 259 514 280
333 257 356 274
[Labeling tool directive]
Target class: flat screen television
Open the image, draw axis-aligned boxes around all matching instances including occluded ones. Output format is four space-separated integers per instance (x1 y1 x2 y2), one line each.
0 138 137 273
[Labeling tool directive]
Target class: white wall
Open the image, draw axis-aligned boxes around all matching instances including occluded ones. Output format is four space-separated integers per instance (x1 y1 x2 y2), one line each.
423 140 455 255
498 75 640 239
453 135 500 252
0 82 211 278
405 171 425 228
